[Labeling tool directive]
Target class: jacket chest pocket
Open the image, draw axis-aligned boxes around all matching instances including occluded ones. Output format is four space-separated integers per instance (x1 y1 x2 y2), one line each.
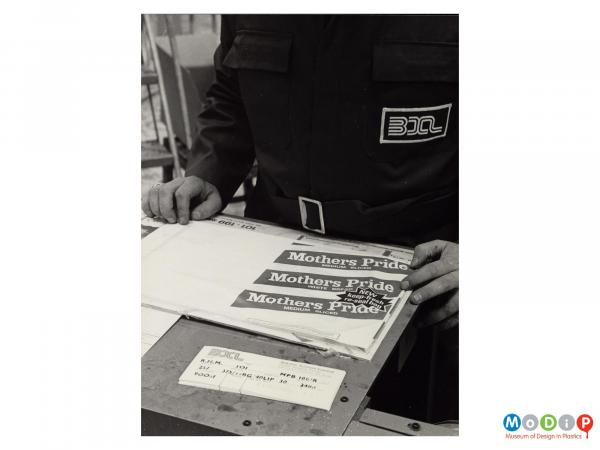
364 41 458 163
223 30 293 152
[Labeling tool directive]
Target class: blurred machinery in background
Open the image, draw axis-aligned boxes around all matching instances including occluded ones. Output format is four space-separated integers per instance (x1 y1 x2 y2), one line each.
141 14 254 202
141 14 219 181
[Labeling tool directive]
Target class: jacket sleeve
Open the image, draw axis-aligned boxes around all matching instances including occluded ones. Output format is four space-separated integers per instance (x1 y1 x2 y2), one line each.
185 16 255 207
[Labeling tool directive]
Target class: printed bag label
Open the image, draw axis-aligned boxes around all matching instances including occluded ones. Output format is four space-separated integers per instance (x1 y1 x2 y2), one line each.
254 269 402 296
232 289 391 320
273 250 410 274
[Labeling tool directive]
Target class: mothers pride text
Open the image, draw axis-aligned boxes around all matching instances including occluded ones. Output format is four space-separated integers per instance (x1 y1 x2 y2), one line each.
274 250 409 274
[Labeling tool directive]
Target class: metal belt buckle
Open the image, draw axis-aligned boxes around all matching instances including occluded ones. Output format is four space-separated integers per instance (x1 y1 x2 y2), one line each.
298 196 325 234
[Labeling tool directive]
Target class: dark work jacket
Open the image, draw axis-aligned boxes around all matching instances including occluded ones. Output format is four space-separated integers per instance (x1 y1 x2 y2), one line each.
186 15 458 247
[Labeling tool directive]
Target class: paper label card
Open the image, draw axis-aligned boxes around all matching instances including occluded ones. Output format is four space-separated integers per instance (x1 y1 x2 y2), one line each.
179 346 346 410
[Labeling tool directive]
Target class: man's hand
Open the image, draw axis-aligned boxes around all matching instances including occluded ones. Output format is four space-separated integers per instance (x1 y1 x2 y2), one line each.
141 176 222 225
400 239 459 329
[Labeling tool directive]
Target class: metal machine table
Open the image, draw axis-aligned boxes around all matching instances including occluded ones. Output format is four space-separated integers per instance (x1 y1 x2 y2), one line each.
142 304 417 435
141 216 419 435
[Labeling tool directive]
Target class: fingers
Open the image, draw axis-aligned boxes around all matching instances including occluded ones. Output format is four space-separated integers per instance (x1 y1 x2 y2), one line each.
148 184 161 218
158 180 184 223
409 270 458 305
410 239 446 268
141 178 186 223
141 193 153 217
174 178 205 225
174 187 191 225
142 177 221 224
401 258 458 291
191 185 222 220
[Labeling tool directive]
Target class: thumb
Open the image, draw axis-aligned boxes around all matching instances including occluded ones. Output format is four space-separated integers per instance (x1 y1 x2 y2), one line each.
191 186 222 220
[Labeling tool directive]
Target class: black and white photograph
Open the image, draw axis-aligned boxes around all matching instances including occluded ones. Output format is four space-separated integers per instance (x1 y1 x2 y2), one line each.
140 14 458 436
2 1 599 449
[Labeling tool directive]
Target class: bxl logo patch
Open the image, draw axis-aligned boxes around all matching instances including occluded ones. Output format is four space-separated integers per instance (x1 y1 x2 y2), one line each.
379 104 452 144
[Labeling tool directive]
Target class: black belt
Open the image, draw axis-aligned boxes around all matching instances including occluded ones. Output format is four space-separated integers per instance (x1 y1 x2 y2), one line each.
256 188 458 245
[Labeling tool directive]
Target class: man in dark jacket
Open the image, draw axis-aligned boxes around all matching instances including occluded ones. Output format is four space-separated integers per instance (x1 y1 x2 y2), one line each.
142 15 458 419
